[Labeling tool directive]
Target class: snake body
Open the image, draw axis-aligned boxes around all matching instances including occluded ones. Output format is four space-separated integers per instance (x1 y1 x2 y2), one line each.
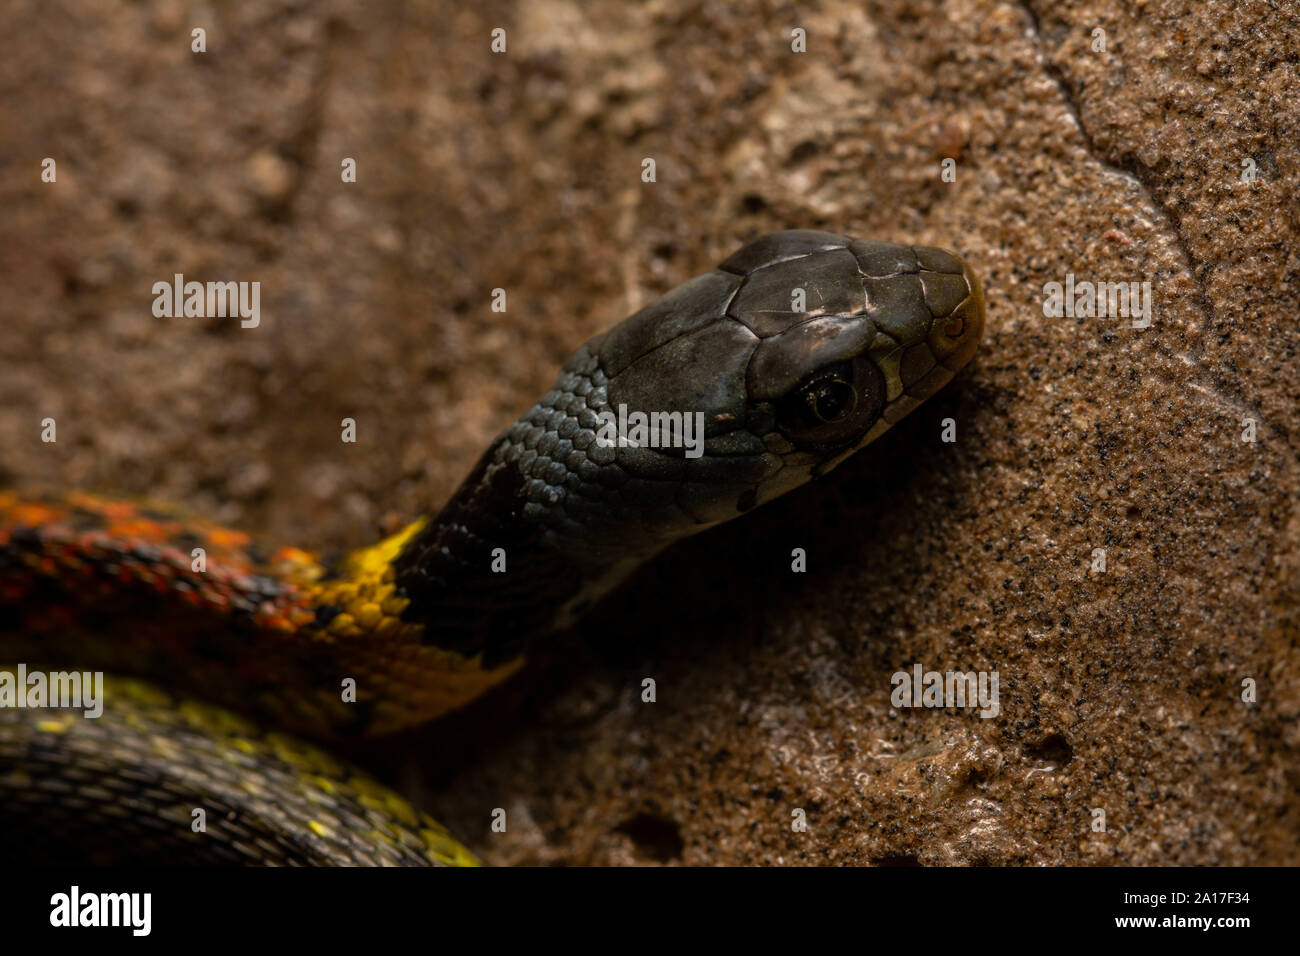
0 231 984 864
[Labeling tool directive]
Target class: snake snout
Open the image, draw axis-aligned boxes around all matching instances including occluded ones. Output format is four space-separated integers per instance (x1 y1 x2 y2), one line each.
955 259 985 351
915 249 984 381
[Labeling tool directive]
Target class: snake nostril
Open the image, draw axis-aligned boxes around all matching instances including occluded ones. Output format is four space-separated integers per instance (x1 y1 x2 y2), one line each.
944 312 966 338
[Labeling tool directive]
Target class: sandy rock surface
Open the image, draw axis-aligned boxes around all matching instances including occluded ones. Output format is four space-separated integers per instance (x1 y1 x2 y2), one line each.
1 0 1296 864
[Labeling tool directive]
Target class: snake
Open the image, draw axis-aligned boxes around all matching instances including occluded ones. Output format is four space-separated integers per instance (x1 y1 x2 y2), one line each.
0 230 984 865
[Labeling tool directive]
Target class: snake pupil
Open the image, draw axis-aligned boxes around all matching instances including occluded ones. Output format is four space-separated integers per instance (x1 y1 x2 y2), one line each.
809 379 856 422
776 357 885 452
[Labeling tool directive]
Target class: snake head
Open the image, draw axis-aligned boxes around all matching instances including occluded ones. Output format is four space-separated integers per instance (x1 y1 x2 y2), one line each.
731 230 985 481
549 230 984 541
398 232 982 658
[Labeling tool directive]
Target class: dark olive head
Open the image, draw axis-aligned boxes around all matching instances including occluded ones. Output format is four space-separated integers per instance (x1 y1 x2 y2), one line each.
731 230 983 460
556 229 984 536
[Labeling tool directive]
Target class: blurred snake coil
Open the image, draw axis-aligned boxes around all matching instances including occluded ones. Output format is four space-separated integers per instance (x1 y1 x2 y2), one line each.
0 231 984 865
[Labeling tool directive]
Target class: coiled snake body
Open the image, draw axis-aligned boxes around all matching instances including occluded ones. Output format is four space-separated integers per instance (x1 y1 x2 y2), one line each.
0 231 984 865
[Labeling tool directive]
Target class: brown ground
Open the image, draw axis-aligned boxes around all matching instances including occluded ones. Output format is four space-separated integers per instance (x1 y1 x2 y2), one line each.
1 0 1296 865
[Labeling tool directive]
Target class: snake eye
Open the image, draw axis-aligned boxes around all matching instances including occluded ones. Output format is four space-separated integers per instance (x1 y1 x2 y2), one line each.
804 373 857 423
943 313 966 338
776 358 884 451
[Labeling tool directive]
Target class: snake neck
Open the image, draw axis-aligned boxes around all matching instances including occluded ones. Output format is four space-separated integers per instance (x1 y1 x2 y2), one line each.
378 345 690 668
386 445 655 669
387 444 595 667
